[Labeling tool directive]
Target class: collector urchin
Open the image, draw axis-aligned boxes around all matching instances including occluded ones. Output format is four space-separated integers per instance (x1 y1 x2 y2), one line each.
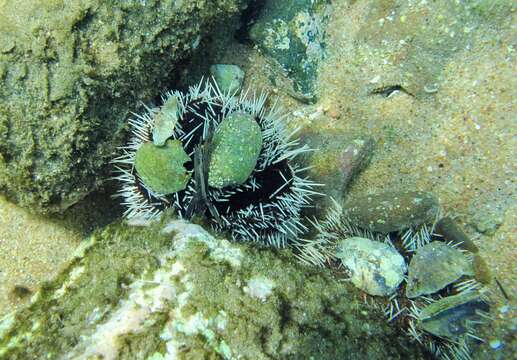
112 79 321 247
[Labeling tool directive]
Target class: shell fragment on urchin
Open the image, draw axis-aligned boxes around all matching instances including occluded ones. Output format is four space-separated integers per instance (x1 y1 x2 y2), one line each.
112 79 321 247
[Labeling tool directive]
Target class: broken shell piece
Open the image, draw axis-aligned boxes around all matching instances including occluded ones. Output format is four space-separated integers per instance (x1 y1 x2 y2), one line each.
152 95 180 146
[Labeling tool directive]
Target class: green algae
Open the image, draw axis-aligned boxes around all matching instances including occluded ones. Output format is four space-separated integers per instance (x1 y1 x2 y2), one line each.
208 112 262 189
0 221 172 358
167 229 420 359
135 140 191 194
0 0 248 213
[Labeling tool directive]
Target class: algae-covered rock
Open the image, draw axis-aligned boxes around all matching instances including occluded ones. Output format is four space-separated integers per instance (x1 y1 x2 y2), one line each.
134 140 191 194
406 241 474 298
0 0 248 213
344 190 440 233
249 0 331 102
0 219 424 359
208 112 262 189
335 237 407 296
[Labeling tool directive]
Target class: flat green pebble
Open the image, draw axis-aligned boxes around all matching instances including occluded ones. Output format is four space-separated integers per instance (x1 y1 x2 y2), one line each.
134 140 191 194
208 112 262 189
209 64 245 95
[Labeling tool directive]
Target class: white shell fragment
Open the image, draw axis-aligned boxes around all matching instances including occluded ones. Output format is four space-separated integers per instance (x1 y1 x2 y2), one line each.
152 95 180 146
335 237 407 296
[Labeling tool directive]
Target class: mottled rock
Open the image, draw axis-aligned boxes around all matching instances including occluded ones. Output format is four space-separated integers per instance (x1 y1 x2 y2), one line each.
406 241 474 298
210 64 245 95
208 112 262 188
344 190 440 233
0 220 423 359
0 0 248 213
335 237 407 296
134 140 191 194
249 0 331 102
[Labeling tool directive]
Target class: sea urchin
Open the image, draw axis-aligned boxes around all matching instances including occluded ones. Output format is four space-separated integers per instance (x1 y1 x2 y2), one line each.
112 79 320 247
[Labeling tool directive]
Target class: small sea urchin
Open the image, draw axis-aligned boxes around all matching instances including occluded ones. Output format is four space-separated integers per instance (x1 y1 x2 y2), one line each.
112 79 320 247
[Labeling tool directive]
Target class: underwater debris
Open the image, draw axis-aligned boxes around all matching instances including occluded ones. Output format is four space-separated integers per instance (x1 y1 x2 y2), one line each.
112 79 320 247
152 95 181 146
417 291 490 339
435 217 479 254
207 111 263 188
370 85 414 97
134 140 191 194
299 133 376 214
406 285 491 360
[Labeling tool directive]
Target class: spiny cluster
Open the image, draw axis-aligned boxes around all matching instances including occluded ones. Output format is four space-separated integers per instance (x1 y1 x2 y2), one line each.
112 80 320 247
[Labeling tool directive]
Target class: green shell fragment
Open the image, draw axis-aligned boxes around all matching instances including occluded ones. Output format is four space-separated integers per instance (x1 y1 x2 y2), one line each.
208 112 262 189
418 291 489 339
209 64 245 95
134 140 191 194
152 95 180 146
406 241 474 298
